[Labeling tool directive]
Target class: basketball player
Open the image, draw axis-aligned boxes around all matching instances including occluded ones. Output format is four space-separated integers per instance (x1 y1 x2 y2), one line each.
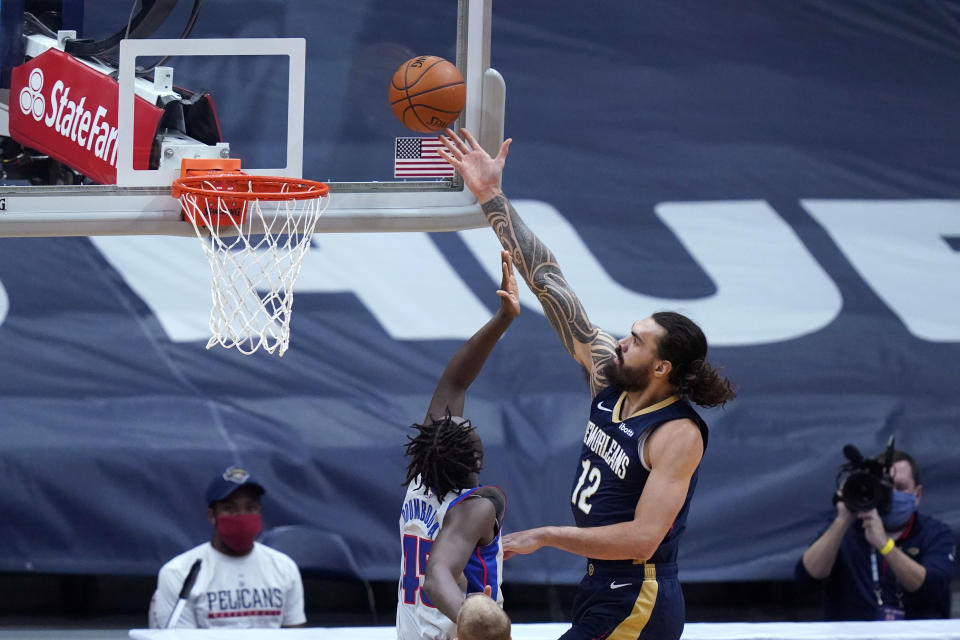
396 250 518 640
439 128 736 640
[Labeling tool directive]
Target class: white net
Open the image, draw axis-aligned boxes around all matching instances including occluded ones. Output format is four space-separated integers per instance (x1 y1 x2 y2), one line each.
177 177 330 356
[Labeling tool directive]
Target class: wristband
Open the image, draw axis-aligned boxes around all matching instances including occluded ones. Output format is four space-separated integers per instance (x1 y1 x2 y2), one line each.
879 538 895 556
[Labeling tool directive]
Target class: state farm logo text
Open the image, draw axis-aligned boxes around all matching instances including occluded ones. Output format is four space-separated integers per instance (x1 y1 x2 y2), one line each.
18 68 119 166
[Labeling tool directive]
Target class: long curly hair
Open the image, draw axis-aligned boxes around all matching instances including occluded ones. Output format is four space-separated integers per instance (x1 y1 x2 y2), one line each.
652 311 736 408
403 411 480 498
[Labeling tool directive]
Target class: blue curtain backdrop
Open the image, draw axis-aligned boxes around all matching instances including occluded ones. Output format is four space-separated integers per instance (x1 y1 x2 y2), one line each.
0 0 958 583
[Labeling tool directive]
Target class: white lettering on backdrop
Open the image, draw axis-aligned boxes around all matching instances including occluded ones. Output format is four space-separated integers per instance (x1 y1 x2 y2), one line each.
88 199 959 345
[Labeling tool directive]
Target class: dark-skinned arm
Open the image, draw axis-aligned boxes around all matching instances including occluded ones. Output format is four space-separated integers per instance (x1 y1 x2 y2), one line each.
422 493 500 623
439 128 617 398
424 250 520 422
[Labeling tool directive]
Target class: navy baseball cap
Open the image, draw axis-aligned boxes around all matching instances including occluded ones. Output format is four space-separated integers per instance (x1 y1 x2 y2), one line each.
205 465 265 505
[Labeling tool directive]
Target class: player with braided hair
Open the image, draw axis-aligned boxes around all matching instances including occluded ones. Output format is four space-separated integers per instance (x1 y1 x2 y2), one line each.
396 250 519 640
403 413 482 500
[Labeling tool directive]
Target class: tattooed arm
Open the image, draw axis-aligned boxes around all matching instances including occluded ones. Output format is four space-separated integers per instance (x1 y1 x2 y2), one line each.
439 128 617 396
482 195 617 395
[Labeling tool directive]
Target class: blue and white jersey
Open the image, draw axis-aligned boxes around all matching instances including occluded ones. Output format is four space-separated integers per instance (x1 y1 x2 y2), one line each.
396 478 504 640
572 387 708 565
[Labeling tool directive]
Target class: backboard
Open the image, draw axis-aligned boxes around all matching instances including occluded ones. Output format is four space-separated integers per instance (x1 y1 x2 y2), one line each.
0 0 504 236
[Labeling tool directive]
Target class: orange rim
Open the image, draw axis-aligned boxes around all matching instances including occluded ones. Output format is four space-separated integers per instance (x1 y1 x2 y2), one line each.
172 174 330 201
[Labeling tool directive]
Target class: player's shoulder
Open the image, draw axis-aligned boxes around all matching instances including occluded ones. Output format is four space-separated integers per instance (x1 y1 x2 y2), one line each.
452 486 505 522
474 485 505 501
657 416 703 437
454 484 505 506
646 417 705 465
664 398 709 449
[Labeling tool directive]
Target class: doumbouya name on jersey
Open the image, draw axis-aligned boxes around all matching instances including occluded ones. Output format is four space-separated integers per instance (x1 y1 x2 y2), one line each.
400 497 440 538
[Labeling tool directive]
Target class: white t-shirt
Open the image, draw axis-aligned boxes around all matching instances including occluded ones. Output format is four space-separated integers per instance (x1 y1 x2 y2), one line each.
149 542 305 629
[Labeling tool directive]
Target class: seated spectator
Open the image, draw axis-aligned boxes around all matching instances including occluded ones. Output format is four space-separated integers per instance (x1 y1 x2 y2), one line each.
149 465 306 628
796 450 955 620
456 589 511 640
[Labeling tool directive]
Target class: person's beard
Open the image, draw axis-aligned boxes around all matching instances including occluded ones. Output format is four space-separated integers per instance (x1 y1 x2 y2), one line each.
601 348 652 392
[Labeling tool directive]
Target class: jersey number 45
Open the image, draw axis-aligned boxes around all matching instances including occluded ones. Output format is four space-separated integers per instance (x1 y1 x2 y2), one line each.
401 535 435 606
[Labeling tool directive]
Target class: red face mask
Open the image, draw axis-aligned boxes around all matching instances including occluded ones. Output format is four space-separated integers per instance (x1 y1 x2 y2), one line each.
215 513 262 553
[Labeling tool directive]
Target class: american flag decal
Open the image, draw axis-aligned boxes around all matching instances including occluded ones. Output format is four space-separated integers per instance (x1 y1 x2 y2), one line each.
394 137 455 179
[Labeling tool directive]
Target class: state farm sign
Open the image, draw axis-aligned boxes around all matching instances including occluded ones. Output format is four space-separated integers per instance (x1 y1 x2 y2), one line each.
9 48 163 185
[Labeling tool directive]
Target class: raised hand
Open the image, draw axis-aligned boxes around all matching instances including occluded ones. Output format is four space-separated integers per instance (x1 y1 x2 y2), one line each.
438 128 511 203
496 250 521 319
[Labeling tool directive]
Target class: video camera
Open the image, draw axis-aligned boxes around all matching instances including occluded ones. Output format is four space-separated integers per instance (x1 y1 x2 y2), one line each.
835 436 895 515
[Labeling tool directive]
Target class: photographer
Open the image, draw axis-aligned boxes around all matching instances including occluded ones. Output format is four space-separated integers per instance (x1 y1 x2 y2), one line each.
796 448 955 620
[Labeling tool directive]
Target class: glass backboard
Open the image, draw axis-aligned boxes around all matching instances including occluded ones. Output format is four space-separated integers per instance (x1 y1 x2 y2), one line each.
0 0 504 236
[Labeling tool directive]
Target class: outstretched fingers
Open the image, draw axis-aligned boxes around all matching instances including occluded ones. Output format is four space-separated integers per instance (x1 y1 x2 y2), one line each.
440 128 467 154
440 127 510 202
437 140 458 166
460 128 481 151
436 146 457 167
495 138 512 162
438 129 460 165
496 250 521 318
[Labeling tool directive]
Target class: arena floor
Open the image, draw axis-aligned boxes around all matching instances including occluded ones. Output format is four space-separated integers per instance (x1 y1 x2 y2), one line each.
3 620 960 640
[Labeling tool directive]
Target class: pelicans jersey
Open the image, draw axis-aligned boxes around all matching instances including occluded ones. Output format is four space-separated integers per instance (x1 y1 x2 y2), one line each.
396 479 504 640
563 387 708 640
572 387 707 562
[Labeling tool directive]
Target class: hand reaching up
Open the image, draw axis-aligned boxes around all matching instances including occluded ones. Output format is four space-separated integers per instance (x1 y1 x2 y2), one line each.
496 250 520 319
439 128 512 203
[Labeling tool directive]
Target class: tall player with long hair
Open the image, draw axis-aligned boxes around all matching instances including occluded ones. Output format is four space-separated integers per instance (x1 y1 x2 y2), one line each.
440 128 736 640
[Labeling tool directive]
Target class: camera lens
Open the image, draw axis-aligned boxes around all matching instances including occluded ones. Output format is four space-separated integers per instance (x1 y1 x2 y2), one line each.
841 471 883 512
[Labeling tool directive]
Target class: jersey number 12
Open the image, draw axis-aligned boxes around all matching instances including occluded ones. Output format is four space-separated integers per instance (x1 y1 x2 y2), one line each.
571 459 601 514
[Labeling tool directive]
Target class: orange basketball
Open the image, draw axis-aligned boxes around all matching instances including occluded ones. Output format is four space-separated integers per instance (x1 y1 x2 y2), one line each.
389 55 465 133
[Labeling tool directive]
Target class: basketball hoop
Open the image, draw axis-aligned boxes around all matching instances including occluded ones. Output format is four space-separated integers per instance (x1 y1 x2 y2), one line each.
172 160 330 356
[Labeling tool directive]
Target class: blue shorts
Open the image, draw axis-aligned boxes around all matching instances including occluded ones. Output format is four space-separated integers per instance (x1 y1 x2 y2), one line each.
560 561 684 640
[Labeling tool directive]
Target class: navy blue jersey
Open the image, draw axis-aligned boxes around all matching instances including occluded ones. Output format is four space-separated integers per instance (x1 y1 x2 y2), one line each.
570 386 708 565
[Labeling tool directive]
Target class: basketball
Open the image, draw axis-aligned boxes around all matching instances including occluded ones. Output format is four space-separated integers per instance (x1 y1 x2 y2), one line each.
389 55 465 133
